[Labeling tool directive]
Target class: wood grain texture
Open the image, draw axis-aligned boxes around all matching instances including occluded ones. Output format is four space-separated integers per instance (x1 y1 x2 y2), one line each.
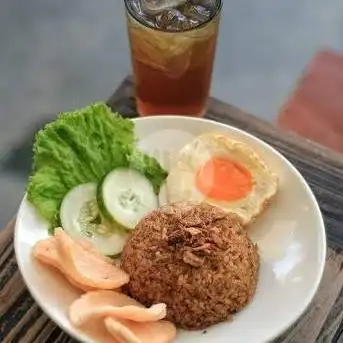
274 249 343 343
0 76 343 343
0 223 77 343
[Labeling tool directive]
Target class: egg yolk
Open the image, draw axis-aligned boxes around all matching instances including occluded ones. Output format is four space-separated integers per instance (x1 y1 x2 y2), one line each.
195 156 253 201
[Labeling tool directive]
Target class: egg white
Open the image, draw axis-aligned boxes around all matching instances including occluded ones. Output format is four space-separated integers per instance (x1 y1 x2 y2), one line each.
165 133 278 226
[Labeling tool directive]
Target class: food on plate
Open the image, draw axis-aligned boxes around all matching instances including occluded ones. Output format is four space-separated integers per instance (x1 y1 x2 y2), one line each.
73 235 114 263
27 102 167 237
165 133 278 225
33 229 129 291
61 166 160 256
69 290 167 326
121 202 260 330
34 228 175 342
69 290 175 343
75 320 117 343
60 182 127 256
26 105 284 340
97 168 159 231
32 237 95 292
54 229 130 289
104 317 176 343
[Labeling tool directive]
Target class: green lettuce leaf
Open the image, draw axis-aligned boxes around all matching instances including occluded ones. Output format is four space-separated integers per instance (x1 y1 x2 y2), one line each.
128 149 168 194
27 102 167 231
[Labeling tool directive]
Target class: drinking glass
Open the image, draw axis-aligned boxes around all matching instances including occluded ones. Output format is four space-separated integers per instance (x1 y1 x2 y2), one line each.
124 0 222 116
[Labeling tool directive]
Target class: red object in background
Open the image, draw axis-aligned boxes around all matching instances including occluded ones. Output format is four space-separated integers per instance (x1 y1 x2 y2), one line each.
278 50 343 153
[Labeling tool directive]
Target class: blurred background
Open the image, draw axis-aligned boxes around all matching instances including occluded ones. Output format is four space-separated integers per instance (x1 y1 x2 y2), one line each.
0 0 343 227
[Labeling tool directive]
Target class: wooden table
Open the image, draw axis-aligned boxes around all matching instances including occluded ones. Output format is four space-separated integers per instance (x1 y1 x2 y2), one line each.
1 76 343 343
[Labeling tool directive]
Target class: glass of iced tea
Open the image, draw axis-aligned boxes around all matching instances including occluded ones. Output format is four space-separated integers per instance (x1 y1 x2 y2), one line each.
124 0 222 116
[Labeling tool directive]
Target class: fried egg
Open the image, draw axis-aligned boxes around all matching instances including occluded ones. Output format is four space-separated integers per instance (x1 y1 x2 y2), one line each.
165 133 278 226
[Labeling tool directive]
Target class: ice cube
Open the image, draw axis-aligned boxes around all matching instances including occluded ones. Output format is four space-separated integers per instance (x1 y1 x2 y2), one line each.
128 0 157 28
190 0 216 7
183 3 212 23
141 0 187 14
130 0 144 14
155 8 192 30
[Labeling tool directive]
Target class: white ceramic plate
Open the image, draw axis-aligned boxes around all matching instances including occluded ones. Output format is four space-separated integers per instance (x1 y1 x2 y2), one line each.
15 116 326 343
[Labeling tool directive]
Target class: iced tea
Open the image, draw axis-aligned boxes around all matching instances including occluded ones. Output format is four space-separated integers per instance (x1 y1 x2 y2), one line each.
124 0 222 116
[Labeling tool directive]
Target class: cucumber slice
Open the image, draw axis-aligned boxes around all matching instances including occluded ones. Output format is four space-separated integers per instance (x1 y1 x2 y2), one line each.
98 168 158 230
60 183 128 256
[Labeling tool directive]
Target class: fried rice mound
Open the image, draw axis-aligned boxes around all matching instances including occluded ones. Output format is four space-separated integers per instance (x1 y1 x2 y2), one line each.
121 202 260 330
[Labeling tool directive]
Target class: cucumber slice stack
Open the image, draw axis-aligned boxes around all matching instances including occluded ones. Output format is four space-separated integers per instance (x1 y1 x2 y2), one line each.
59 168 159 256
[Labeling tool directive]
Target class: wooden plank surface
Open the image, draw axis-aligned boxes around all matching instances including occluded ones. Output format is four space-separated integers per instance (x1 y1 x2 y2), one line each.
1 76 343 343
